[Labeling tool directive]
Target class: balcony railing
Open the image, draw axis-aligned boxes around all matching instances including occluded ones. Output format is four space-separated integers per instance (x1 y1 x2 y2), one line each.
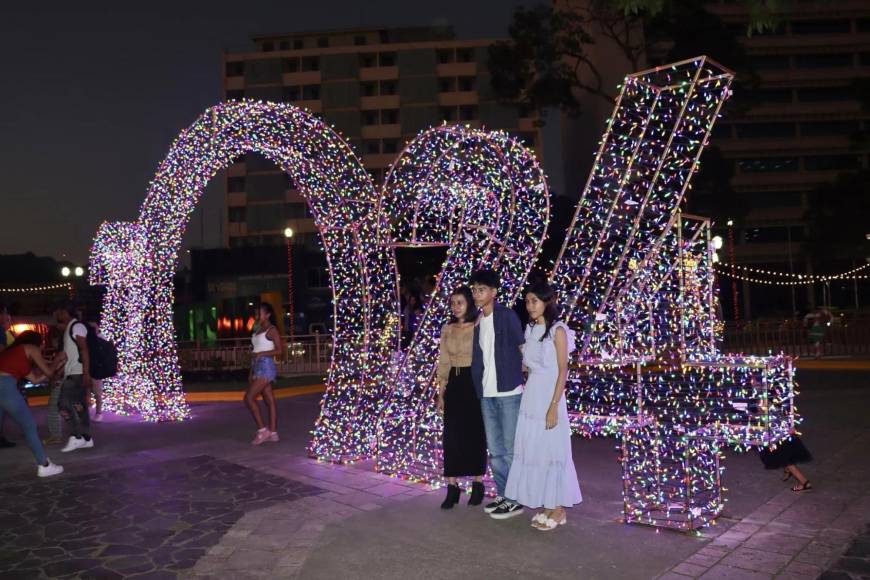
178 333 332 377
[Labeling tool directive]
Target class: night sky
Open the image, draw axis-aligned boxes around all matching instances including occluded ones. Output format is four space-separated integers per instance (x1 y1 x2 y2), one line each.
0 0 540 264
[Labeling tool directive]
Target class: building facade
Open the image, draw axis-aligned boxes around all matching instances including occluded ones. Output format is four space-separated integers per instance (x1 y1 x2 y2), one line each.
705 0 870 316
222 26 542 250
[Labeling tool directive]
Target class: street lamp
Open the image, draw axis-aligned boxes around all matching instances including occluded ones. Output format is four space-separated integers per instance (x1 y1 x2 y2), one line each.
726 218 739 322
61 266 71 277
74 266 84 277
284 227 295 342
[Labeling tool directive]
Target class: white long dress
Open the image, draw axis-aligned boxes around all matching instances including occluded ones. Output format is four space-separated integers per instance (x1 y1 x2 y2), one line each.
505 322 582 509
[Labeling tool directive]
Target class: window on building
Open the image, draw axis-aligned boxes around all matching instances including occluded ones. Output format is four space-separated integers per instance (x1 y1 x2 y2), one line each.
231 155 246 165
755 88 793 104
307 268 330 289
367 167 383 183
734 123 796 139
301 56 320 71
284 203 308 218
317 37 329 48
441 106 458 121
744 226 804 244
749 55 790 69
382 139 399 154
379 52 396 67
226 90 244 101
228 177 246 192
262 41 274 52
439 77 457 92
437 49 455 64
225 61 244 77
229 236 245 248
459 105 477 121
457 48 474 63
354 35 367 46
803 155 861 171
278 40 290 51
302 85 320 100
360 53 377 68
859 18 870 33
362 111 379 126
794 53 853 69
800 121 860 136
519 133 536 148
712 123 732 139
796 86 853 102
283 86 301 101
860 53 870 67
282 58 300 73
458 76 475 92
293 39 304 49
380 80 397 95
228 207 246 223
791 19 851 35
362 82 377 97
737 158 799 173
750 191 804 208
382 109 399 124
364 139 380 154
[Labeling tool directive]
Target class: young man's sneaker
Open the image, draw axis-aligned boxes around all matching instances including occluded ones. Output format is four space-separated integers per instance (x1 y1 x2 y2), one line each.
490 501 524 520
37 460 64 478
267 431 279 443
483 496 506 514
61 436 94 453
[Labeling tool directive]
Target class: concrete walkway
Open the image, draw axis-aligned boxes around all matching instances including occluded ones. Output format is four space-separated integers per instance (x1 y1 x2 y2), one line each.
0 369 867 579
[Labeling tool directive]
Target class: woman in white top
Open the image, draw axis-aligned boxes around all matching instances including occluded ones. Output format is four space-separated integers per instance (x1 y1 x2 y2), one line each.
246 303 285 445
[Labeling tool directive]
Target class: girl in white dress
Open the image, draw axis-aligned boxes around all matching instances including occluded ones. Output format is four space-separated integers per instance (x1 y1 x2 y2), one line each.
505 282 582 530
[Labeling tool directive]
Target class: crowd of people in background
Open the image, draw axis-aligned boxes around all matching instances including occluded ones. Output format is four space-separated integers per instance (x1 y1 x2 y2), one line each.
0 300 116 478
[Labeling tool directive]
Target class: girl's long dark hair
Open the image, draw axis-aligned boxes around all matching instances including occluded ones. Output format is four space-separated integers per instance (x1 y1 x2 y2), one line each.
259 302 278 328
526 282 560 342
11 330 42 348
449 286 477 323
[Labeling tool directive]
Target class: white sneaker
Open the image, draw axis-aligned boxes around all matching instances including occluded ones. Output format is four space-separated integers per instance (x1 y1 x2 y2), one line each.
93 413 103 422
37 460 64 477
61 436 94 453
251 428 271 446
267 431 279 443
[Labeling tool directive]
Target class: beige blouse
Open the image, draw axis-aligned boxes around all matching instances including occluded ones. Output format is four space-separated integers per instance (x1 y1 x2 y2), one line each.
437 322 475 385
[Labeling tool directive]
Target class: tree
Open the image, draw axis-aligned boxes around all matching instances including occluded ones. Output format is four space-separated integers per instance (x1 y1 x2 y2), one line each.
489 0 780 121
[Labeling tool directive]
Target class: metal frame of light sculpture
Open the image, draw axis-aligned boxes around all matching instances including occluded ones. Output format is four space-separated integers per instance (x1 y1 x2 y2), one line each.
89 102 398 446
549 57 798 531
374 125 549 484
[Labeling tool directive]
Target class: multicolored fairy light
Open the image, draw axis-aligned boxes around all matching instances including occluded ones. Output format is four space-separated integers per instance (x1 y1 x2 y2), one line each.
90 101 397 436
549 57 798 531
374 125 549 483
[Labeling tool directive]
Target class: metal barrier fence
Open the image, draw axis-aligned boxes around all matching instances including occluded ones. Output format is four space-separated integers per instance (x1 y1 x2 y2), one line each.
178 333 332 377
722 318 870 357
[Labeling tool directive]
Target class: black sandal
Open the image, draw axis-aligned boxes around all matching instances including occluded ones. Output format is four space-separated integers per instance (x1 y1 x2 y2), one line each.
792 480 813 493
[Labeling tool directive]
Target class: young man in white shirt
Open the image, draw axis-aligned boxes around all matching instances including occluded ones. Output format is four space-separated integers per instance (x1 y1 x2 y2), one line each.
54 302 94 452
470 269 526 519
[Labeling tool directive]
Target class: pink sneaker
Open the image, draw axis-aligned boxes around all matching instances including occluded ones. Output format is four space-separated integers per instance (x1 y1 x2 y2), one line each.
251 428 271 445
267 431 279 443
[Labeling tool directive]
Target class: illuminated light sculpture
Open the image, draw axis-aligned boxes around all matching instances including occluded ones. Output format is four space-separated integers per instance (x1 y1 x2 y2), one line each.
549 57 797 531
374 125 549 482
90 101 398 440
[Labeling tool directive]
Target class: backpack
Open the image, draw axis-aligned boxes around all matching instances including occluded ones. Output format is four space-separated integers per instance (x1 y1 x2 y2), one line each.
69 321 118 380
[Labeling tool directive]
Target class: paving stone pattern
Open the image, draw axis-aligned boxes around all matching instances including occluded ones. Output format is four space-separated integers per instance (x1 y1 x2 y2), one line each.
818 523 870 580
0 455 322 579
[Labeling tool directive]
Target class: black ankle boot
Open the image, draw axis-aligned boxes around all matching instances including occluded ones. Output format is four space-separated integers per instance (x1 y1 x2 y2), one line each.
468 482 484 506
440 484 460 509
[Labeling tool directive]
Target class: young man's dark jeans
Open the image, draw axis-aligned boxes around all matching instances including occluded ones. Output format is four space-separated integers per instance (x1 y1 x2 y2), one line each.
59 375 90 438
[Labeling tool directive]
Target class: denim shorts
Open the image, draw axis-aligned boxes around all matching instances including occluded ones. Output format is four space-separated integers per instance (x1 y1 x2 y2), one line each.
252 356 278 381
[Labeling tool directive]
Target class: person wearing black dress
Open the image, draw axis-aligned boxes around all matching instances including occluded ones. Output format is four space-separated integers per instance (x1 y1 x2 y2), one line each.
759 433 813 492
436 286 487 509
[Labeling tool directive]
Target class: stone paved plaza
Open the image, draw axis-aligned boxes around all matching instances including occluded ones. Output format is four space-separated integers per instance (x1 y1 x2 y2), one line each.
0 369 867 579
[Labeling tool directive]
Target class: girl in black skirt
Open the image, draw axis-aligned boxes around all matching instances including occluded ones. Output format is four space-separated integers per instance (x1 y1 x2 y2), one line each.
436 286 487 509
759 433 813 492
